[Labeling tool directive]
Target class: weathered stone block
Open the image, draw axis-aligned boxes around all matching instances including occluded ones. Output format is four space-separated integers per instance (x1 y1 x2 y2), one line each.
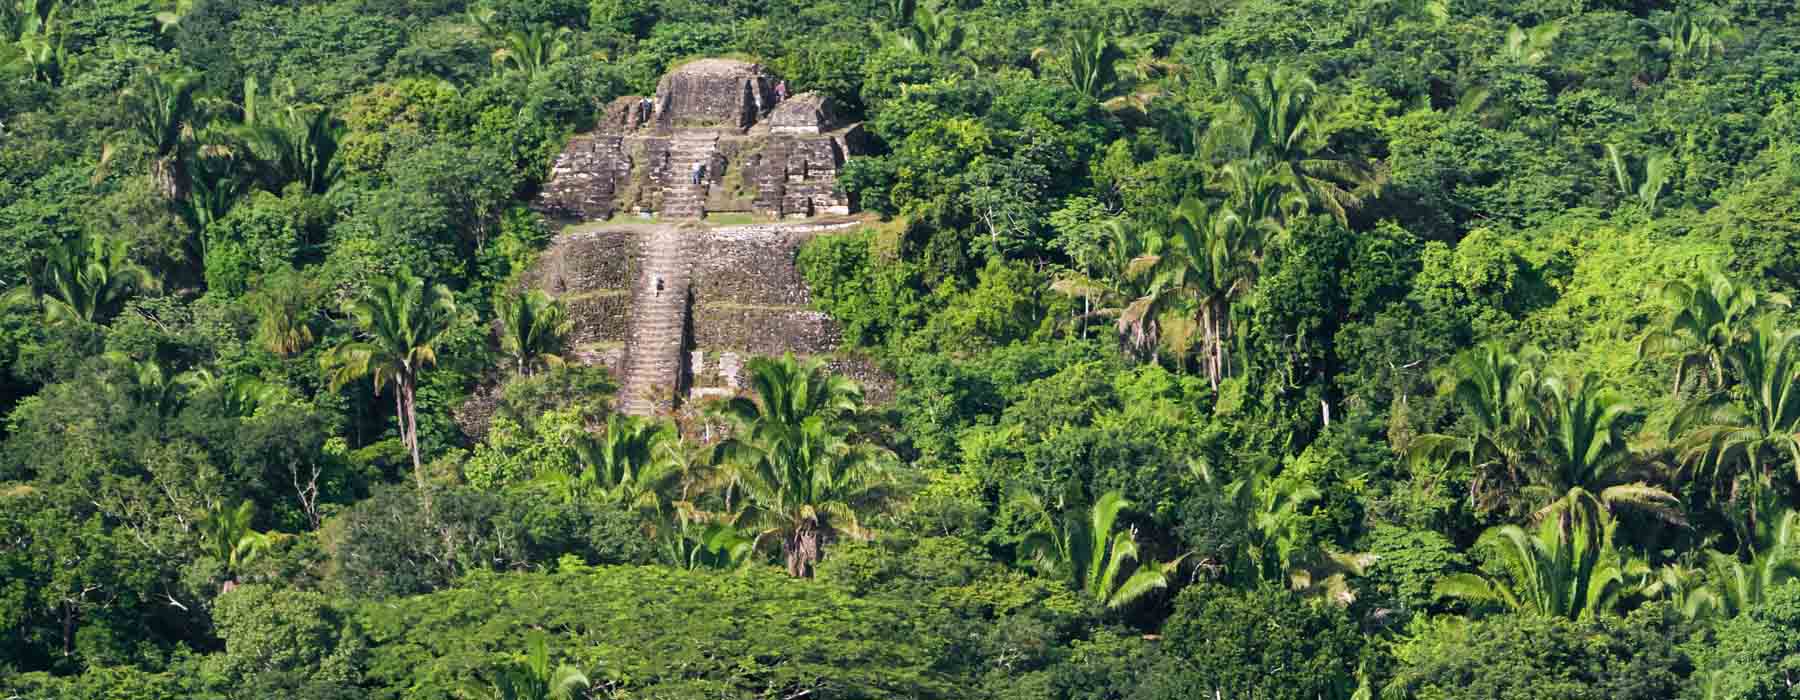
653 59 775 131
565 292 631 345
524 228 639 294
691 305 841 355
537 59 862 221
689 227 814 307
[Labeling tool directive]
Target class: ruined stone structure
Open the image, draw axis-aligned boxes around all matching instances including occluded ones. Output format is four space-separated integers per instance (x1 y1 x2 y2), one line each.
519 221 886 417
537 59 866 222
503 59 886 421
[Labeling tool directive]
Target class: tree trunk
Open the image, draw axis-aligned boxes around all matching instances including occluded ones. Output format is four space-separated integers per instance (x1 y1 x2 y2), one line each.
784 521 821 578
151 155 185 201
400 376 432 519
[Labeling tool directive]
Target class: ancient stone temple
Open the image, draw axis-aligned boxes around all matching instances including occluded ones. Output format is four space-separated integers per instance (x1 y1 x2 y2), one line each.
516 219 886 419
482 60 885 424
536 59 866 221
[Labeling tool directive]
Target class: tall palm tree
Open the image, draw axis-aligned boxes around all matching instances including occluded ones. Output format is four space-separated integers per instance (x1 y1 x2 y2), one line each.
1171 198 1256 387
474 630 590 700
1206 68 1383 226
495 289 571 376
1436 501 1646 620
1018 490 1186 609
320 270 459 514
1531 373 1681 525
491 24 573 77
711 355 885 577
1671 317 1800 506
3 234 159 325
721 413 889 578
106 67 202 201
1052 217 1158 357
1640 266 1784 396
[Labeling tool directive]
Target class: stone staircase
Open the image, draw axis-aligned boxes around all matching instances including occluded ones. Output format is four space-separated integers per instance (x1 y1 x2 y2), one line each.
752 138 791 216
661 132 719 219
618 227 692 416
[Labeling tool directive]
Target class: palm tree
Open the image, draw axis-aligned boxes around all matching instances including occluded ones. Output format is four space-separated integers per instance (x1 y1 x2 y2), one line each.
1605 144 1673 213
1654 6 1736 78
1436 501 1646 620
179 150 247 238
177 366 280 417
1198 460 1372 603
238 80 345 195
569 412 677 511
1032 28 1120 100
11 18 65 87
105 352 184 418
1214 156 1308 235
1640 266 1784 397
662 521 757 571
153 0 196 32
320 270 459 514
1503 22 1562 66
246 271 320 356
106 67 202 201
1018 490 1186 609
1164 198 1257 387
495 289 572 376
1056 218 1158 357
1671 317 1800 505
1705 506 1800 618
1641 561 1721 621
710 355 885 577
1408 343 1544 513
199 500 273 584
887 3 969 61
1206 68 1383 226
491 24 573 77
3 234 159 325
2 0 65 85
474 630 590 700
1530 373 1681 525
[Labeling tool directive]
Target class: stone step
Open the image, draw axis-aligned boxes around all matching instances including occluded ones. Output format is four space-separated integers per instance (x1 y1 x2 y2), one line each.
617 227 694 416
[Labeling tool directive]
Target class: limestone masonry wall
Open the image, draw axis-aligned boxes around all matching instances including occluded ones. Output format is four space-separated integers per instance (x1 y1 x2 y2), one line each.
521 227 639 295
535 58 861 221
511 220 892 420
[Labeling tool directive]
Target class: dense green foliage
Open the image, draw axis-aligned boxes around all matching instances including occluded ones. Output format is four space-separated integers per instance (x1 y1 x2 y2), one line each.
5 0 1800 697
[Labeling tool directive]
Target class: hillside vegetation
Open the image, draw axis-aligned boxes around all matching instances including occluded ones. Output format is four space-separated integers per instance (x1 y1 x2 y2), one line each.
4 0 1800 698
